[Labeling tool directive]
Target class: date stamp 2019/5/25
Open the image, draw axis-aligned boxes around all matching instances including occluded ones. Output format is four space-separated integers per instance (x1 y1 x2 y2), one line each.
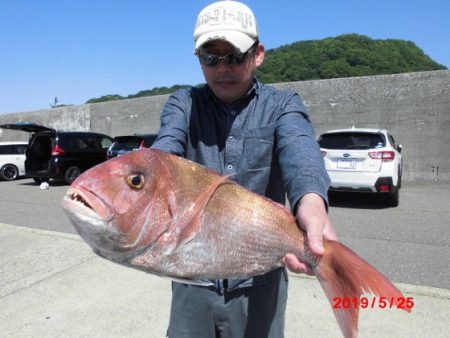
333 297 415 310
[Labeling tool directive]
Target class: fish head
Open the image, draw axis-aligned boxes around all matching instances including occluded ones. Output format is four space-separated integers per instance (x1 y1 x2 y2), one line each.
62 149 173 261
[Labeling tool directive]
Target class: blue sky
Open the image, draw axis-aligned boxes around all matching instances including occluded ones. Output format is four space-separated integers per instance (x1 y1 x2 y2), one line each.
1 0 448 115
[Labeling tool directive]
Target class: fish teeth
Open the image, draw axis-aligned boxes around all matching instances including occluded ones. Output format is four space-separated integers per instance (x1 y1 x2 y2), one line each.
70 191 91 208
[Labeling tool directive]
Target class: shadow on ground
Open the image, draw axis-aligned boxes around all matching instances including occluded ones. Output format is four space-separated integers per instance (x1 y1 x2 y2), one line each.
16 178 69 187
328 191 393 209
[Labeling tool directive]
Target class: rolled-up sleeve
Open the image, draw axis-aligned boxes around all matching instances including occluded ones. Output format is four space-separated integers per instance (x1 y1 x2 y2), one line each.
275 92 330 211
151 90 189 156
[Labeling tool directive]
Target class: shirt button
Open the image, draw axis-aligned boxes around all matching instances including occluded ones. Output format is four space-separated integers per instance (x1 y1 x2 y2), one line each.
231 111 236 116
227 164 233 170
229 136 234 141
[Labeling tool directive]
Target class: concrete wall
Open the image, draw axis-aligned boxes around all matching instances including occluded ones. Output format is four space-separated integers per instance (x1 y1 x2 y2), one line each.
1 70 449 181
278 70 450 181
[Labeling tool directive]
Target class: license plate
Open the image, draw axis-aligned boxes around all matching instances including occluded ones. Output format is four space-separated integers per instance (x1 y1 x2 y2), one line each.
337 158 356 169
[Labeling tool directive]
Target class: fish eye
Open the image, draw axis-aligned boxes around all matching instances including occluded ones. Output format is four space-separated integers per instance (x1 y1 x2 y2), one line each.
126 174 145 190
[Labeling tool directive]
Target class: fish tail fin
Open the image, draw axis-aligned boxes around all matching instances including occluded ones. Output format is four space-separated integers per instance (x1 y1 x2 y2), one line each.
314 240 410 338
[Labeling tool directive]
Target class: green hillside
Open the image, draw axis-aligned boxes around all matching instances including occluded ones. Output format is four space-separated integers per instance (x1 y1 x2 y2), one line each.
257 34 446 82
86 85 192 104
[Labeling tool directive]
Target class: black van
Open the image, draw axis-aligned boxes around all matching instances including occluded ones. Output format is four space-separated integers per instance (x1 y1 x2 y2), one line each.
0 123 113 184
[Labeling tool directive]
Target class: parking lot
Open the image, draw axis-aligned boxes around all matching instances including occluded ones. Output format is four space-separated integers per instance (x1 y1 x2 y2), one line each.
0 177 449 290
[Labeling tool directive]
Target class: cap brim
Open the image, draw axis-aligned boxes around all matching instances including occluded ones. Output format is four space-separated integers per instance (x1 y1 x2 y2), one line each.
195 30 256 53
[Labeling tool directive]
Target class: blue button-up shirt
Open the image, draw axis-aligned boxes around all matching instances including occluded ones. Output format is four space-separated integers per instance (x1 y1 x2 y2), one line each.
152 80 330 292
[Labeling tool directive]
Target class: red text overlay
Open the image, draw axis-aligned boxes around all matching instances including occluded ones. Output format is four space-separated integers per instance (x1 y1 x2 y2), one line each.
333 297 415 310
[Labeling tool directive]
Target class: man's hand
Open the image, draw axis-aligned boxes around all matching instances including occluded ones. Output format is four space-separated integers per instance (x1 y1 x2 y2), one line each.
282 193 337 275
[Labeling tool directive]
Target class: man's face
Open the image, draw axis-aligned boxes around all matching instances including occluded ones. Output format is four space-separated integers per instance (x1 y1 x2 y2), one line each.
198 40 265 103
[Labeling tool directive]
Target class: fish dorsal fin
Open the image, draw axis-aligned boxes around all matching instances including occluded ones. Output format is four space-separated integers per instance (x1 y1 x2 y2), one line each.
157 174 232 255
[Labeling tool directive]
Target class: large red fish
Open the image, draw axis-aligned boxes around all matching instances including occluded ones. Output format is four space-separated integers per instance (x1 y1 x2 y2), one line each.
62 148 410 338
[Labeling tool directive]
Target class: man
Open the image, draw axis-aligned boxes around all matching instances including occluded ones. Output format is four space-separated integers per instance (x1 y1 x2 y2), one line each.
152 1 337 337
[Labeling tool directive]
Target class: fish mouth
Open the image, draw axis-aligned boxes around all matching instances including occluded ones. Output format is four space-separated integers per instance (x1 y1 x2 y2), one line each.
63 187 114 222
62 187 129 258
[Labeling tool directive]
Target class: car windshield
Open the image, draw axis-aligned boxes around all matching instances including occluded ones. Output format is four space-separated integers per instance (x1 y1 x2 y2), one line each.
110 138 140 151
318 132 385 150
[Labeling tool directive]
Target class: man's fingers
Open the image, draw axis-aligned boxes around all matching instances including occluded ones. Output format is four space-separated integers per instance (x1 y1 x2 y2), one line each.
308 233 325 256
295 193 328 256
282 254 314 276
324 221 338 241
303 221 325 256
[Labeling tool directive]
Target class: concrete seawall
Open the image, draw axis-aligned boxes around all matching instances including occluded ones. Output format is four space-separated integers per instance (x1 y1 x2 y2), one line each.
1 70 449 181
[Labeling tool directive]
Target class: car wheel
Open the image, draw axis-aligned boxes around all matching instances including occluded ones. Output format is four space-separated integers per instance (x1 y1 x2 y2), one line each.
64 166 81 184
0 164 19 181
384 187 399 207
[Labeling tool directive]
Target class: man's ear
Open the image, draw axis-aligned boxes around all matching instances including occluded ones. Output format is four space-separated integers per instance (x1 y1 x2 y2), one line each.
255 44 265 67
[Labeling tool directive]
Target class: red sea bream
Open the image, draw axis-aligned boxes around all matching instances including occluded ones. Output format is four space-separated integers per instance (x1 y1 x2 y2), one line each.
62 149 410 338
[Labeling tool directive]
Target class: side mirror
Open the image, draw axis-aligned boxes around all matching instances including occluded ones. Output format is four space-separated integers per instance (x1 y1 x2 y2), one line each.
397 144 403 153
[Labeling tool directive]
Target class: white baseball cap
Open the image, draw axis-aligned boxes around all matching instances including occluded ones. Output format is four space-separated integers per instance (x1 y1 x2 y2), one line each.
194 1 259 54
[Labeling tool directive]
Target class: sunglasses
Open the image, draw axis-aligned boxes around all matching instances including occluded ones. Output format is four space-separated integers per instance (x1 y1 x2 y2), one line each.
198 42 258 67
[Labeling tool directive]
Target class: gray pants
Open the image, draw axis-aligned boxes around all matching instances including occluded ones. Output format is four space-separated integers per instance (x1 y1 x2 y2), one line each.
167 270 288 338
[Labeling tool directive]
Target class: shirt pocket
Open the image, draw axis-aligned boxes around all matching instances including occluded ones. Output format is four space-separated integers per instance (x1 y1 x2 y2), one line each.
244 125 275 169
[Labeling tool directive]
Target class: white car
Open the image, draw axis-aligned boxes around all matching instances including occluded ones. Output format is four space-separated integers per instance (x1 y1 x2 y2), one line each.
318 128 403 207
0 141 28 181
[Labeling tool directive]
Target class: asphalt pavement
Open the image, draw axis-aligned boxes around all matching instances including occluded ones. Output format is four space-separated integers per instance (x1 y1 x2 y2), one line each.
1 178 449 289
0 178 449 337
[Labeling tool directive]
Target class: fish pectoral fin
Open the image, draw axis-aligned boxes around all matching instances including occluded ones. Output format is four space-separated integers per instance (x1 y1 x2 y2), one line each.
161 174 233 256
